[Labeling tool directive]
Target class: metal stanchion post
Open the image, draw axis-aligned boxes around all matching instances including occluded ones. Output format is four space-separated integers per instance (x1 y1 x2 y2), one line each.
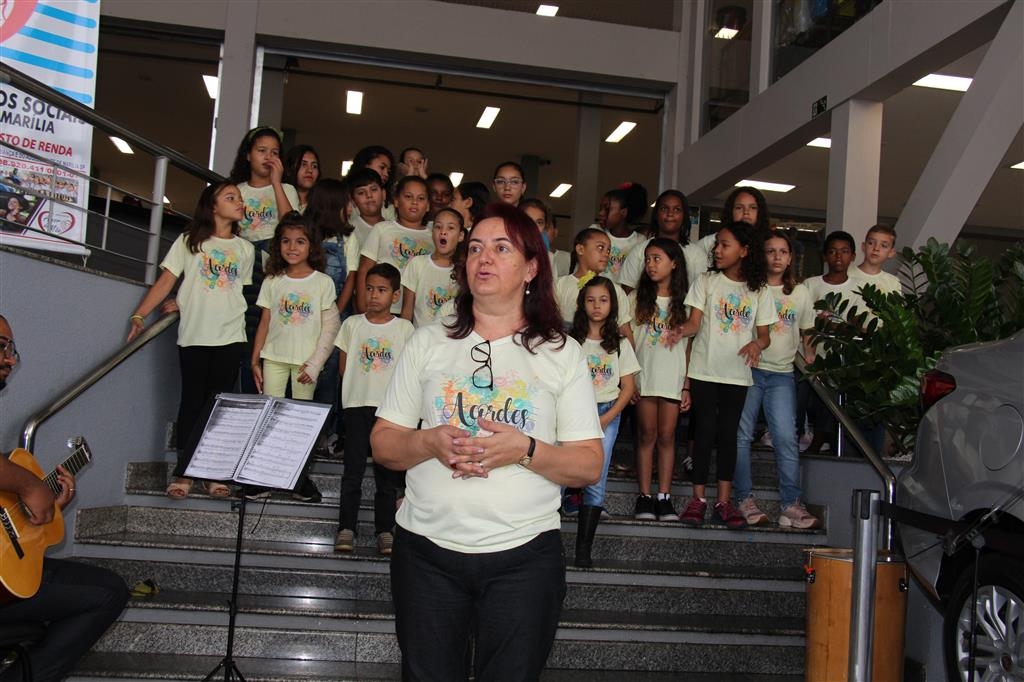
849 489 880 682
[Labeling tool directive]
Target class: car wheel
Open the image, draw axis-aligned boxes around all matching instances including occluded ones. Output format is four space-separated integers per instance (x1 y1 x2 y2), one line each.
943 555 1024 682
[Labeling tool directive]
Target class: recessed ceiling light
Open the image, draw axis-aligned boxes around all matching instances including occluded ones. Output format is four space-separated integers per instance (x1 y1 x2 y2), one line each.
549 183 572 198
449 172 464 186
346 91 363 115
536 4 559 16
807 137 831 148
737 179 795 193
162 196 171 205
110 136 133 155
715 27 738 39
605 121 636 143
1011 161 1024 170
202 75 218 100
476 106 501 129
913 74 972 92
341 160 353 176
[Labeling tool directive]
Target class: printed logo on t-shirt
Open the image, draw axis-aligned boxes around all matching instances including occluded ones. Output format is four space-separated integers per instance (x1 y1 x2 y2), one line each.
277 292 314 325
587 353 615 389
199 249 241 290
604 247 627 277
773 296 797 334
426 283 458 316
388 236 430 270
434 373 536 436
240 196 276 238
359 338 396 372
714 293 753 334
641 308 670 347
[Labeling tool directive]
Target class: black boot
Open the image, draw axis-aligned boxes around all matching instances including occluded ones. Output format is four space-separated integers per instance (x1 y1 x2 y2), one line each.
574 505 602 568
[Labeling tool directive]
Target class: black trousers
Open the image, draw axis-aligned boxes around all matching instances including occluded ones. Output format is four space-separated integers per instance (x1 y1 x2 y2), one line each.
174 343 243 477
689 378 748 485
338 406 404 534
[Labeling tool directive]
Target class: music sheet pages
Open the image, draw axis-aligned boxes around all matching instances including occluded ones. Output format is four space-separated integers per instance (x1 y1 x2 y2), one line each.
185 394 329 490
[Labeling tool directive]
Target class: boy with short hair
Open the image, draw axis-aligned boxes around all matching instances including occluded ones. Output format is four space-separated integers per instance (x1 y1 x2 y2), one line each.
348 168 385 248
850 223 902 294
334 263 415 556
356 176 433 313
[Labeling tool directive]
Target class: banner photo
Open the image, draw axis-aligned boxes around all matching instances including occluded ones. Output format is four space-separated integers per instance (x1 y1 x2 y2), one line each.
0 0 100 255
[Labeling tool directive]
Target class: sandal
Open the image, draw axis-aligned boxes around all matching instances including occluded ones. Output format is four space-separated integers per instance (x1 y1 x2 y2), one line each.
203 481 232 498
130 578 160 598
165 478 192 499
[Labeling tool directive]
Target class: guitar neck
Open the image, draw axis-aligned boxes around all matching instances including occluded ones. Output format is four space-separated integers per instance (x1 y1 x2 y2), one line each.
41 444 90 496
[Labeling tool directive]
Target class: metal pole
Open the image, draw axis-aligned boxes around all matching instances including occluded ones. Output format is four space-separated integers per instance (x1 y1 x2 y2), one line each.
849 489 880 682
146 156 169 285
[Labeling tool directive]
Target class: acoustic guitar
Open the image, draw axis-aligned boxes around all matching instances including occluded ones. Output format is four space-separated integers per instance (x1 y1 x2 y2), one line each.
0 436 92 600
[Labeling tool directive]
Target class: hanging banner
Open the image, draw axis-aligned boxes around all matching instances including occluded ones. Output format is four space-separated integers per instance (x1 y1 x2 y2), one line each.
0 0 100 255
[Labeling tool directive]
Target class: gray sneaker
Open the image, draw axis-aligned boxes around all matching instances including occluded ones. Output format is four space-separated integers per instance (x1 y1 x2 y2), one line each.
739 495 770 526
779 500 821 529
377 531 394 556
334 528 355 553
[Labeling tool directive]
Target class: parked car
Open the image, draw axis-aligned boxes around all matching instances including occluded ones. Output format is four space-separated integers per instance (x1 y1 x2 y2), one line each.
895 330 1023 682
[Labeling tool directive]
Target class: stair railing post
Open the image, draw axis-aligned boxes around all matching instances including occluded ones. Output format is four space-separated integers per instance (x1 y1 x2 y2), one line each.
146 155 169 284
849 489 880 682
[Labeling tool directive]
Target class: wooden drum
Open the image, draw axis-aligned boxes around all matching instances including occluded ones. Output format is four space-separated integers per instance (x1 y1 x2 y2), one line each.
804 548 908 682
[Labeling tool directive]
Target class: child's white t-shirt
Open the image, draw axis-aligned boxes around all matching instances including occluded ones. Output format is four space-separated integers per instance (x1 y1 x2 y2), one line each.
581 336 641 403
618 234 716 292
603 231 646 283
685 272 778 387
849 267 902 295
552 250 571 278
555 274 632 328
336 314 414 409
402 255 459 327
160 233 254 347
758 283 814 374
256 271 337 366
804 275 865 314
349 213 378 249
375 324 603 554
629 293 688 399
237 182 301 243
360 220 434 313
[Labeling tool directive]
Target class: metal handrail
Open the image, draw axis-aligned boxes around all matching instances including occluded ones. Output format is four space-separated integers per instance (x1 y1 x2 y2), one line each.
795 354 898 551
0 63 221 185
21 312 179 452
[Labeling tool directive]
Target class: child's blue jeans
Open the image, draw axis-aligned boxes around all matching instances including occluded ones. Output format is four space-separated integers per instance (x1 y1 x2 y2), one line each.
583 400 620 508
735 367 802 508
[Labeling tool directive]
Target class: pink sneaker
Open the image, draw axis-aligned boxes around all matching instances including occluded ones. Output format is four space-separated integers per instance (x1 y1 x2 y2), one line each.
738 496 769 526
779 500 821 529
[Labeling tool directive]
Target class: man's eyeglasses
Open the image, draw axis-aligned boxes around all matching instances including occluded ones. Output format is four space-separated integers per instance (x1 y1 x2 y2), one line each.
493 178 523 188
471 340 493 390
0 337 18 360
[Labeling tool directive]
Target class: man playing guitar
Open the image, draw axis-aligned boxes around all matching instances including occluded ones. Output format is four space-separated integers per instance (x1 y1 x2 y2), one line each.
0 313 129 682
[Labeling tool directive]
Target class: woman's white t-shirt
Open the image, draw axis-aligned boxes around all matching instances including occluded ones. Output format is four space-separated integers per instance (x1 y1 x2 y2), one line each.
376 323 603 554
685 272 777 387
160 234 254 347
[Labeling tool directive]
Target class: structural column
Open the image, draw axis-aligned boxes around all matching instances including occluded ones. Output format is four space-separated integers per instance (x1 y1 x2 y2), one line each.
210 3 259 176
570 93 601 234
826 99 883 244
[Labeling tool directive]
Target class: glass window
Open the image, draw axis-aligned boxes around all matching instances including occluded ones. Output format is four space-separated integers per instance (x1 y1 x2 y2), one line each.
701 0 753 133
773 0 884 82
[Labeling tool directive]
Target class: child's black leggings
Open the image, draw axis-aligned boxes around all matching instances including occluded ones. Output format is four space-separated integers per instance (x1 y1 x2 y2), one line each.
689 378 748 485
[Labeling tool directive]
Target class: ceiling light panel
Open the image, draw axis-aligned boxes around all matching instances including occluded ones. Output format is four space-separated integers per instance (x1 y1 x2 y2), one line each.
549 183 572 198
536 5 559 16
449 172 464 186
737 179 795 193
110 136 133 154
913 74 972 92
605 121 636 143
346 90 363 114
806 137 831 148
202 75 218 100
476 106 501 129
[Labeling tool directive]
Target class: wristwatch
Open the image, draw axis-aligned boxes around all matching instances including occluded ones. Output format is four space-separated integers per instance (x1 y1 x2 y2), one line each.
519 436 536 468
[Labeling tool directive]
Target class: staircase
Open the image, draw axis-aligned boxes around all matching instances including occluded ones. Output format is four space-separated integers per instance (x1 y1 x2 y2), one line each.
66 447 829 681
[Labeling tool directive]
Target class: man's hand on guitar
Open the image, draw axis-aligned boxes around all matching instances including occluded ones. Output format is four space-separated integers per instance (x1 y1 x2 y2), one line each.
20 477 57 526
54 466 76 510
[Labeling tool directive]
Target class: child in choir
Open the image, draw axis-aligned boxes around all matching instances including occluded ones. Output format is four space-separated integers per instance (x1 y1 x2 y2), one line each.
250 212 340 502
629 238 690 521
401 208 464 327
347 168 386 248
733 230 820 529
672 220 777 529
350 145 396 221
282 144 320 213
228 126 298 249
802 230 860 454
519 198 567 278
556 228 633 344
569 276 640 567
598 188 646 283
492 161 527 207
334 263 415 556
356 176 433 314
127 182 255 499
850 224 901 294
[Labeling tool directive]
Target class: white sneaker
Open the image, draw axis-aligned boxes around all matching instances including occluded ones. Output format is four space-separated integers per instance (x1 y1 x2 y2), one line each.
757 431 774 449
798 433 814 452
738 496 770 526
779 500 821 529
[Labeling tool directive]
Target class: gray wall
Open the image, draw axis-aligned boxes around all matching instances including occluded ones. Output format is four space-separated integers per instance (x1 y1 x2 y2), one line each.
0 248 179 551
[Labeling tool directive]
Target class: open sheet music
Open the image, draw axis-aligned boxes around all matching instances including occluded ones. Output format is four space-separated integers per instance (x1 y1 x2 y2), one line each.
184 393 329 491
